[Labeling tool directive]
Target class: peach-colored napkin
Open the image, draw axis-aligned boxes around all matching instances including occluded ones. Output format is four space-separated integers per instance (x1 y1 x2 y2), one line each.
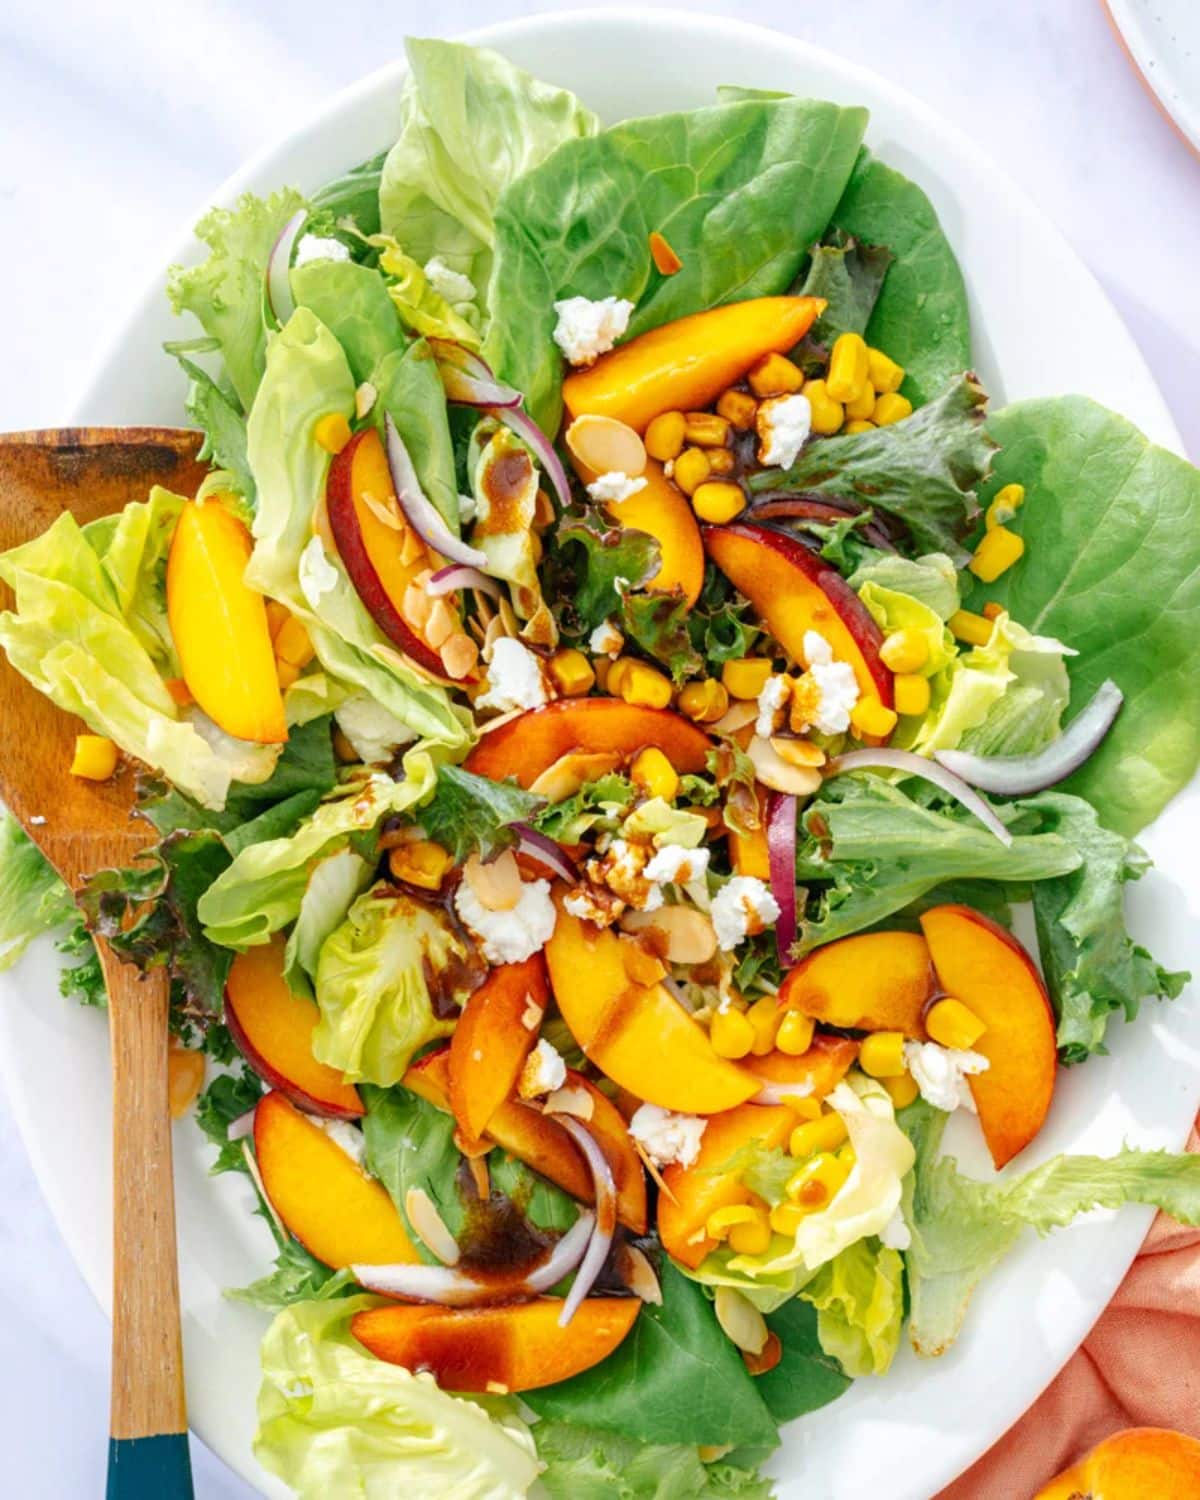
935 1121 1200 1499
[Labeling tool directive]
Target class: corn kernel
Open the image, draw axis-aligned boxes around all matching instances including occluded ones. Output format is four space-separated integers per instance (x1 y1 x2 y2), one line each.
388 839 453 890
787 1150 851 1210
692 480 746 525
748 353 804 398
619 660 673 710
706 1203 759 1238
678 679 729 724
711 1007 756 1059
880 629 929 675
982 601 1005 621
986 482 1026 530
730 826 770 880
926 997 987 1050
867 348 905 394
881 1071 920 1110
672 446 711 496
722 658 773 699
716 388 759 431
645 411 687 462
728 1212 773 1256
314 412 353 453
844 379 877 421
775 1010 815 1056
784 1096 823 1123
265 600 290 641
949 609 994 647
789 1111 849 1159
683 412 732 448
704 447 737 476
548 649 595 698
842 419 875 434
333 729 359 763
648 230 682 275
826 332 870 404
605 657 634 698
747 995 781 1056
274 615 315 669
874 392 913 426
858 1031 908 1079
849 699 899 740
164 677 193 708
276 659 302 691
70 734 118 781
802 378 844 436
894 673 931 717
769 1201 807 1236
969 525 1025 583
631 746 679 802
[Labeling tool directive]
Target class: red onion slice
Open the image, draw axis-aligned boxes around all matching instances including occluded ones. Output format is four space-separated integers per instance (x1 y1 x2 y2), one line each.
227 1105 257 1142
828 748 1013 846
265 209 306 327
495 405 572 513
352 1210 594 1306
384 414 489 570
549 1113 617 1327
748 496 896 552
933 680 1123 796
427 563 502 599
766 792 799 967
513 823 577 884
428 339 524 409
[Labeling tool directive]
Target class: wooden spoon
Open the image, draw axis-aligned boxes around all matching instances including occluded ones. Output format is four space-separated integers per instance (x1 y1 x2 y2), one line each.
0 427 206 1498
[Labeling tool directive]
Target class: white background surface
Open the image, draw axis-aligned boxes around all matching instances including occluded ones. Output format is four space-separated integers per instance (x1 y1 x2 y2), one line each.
0 2 1196 1497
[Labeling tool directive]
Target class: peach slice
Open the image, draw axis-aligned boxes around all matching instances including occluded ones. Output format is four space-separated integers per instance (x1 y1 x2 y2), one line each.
326 427 460 679
1035 1427 1200 1500
574 455 705 606
562 297 824 434
780 931 934 1037
225 937 363 1119
920 904 1057 1169
351 1296 640 1392
545 899 758 1115
166 498 287 743
658 1102 796 1269
742 1032 860 1100
464 698 711 789
703 522 892 711
253 1091 418 1267
448 954 549 1147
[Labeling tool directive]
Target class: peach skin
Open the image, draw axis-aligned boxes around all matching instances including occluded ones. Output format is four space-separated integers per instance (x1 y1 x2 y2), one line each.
448 954 549 1148
780 931 934 1037
742 1032 861 1099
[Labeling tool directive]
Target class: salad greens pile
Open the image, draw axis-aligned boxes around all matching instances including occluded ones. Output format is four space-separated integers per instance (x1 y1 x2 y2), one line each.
1 35 1198 1500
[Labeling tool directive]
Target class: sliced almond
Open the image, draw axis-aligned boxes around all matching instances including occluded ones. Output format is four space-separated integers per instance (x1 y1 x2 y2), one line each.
714 1286 769 1356
498 593 520 639
747 734 824 797
530 749 623 803
770 735 826 769
361 489 403 531
620 905 718 966
424 597 457 650
712 700 759 736
566 413 648 478
620 1243 663 1305
400 525 428 568
534 487 556 528
402 581 432 631
404 1187 460 1265
543 1084 594 1120
463 849 523 913
520 599 559 649
440 632 479 680
355 381 378 419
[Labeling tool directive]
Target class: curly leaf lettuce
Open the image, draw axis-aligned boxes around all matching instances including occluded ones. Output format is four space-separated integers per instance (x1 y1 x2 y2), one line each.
534 1421 774 1500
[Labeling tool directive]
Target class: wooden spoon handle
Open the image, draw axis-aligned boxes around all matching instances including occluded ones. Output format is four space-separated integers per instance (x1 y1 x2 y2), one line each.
99 940 194 1499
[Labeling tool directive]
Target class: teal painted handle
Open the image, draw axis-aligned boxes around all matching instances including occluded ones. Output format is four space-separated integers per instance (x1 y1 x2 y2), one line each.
107 1434 194 1499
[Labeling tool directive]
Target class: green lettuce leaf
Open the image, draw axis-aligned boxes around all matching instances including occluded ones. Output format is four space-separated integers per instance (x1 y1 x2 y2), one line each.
531 772 636 844
254 1295 540 1499
622 588 704 684
971 397 1200 835
195 1066 264 1175
377 238 483 347
228 1239 356 1312
849 551 960 621
748 374 995 563
487 96 868 434
754 1298 852 1421
902 1100 1200 1358
534 1421 774 1500
310 149 387 237
172 355 254 501
419 763 542 863
800 1237 904 1377
548 510 661 632
798 234 893 348
0 813 75 970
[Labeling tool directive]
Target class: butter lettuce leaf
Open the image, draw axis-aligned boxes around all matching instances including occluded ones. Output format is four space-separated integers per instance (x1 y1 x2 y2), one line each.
797 234 892 348
419 763 542 864
0 813 75 971
850 551 960 621
534 1421 774 1500
800 1237 904 1377
754 1298 852 1421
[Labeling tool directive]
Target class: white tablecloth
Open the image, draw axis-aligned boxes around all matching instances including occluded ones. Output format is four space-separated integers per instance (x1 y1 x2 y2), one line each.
0 2 1196 1495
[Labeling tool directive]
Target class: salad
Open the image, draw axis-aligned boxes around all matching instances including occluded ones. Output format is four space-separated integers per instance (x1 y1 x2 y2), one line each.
2 35 1200 1500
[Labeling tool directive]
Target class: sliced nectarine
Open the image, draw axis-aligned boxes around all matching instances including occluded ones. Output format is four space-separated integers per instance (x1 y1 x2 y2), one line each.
780 931 934 1036
573 455 704 606
464 698 711 788
562 297 824 433
704 522 892 710
326 427 458 678
225 937 363 1119
920 904 1057 1169
253 1091 417 1267
166 498 287 743
1035 1427 1200 1500
742 1032 860 1099
545 899 758 1115
448 955 548 1148
658 1102 796 1269
351 1296 640 1392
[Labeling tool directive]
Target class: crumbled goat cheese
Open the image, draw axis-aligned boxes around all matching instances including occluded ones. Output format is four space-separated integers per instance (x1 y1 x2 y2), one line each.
586 471 648 504
318 1119 368 1170
789 629 860 735
423 256 476 305
630 1103 708 1170
454 876 557 964
903 1041 990 1114
563 885 625 927
589 619 625 657
879 1204 912 1252
644 843 711 886
711 876 781 951
476 637 548 714
755 674 790 737
294 234 351 267
552 295 634 366
757 393 812 468
298 535 340 608
589 838 663 912
334 695 416 764
518 1039 567 1100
